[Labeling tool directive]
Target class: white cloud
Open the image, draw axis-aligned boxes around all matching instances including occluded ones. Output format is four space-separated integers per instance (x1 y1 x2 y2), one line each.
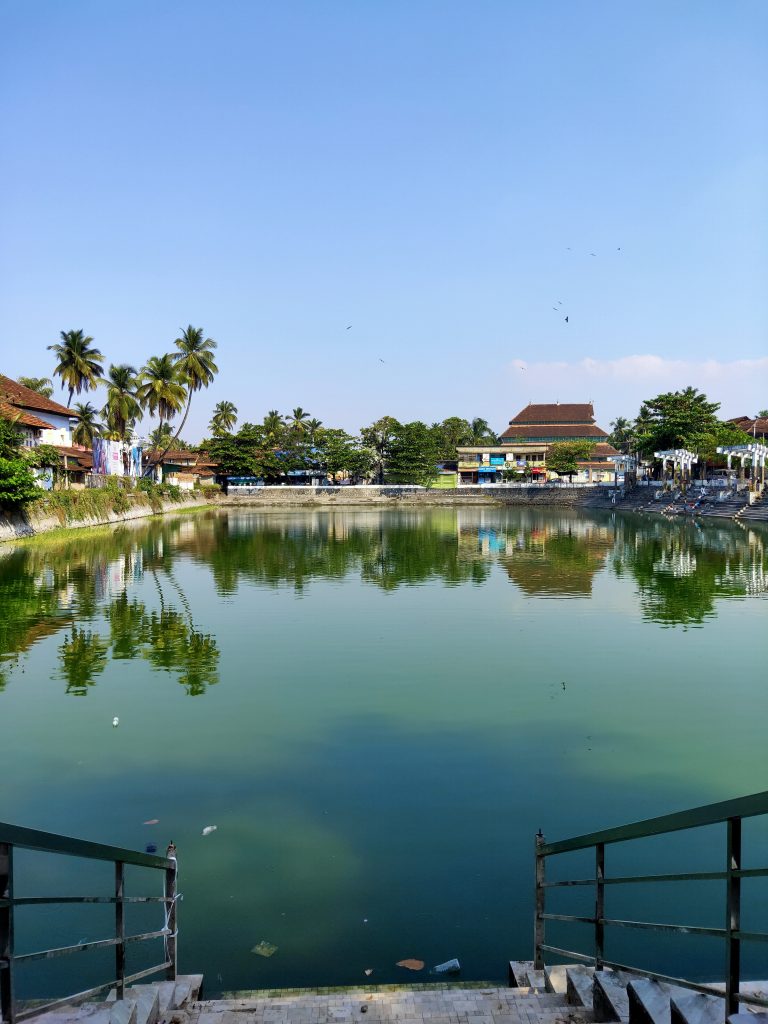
506 355 768 423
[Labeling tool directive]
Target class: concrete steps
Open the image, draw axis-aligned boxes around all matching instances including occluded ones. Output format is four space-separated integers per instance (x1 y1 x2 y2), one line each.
509 965 768 1024
33 975 203 1024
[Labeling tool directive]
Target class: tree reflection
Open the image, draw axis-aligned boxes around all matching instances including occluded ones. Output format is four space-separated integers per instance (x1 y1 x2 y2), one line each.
58 626 108 695
0 509 766 697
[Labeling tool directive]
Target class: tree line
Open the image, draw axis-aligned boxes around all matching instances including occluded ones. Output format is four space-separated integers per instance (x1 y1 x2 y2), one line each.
206 414 499 485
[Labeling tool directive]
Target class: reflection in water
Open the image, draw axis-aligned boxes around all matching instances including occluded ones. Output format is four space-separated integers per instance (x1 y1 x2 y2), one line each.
0 508 766 693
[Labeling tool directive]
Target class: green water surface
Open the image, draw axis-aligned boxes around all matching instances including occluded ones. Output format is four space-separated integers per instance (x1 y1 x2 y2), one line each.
0 507 766 997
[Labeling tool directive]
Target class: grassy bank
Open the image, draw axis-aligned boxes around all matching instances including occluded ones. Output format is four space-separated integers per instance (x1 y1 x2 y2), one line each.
35 480 186 524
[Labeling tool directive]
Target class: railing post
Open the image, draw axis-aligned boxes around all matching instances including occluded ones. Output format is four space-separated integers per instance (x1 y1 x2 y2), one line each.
725 818 741 1019
164 843 177 981
595 843 605 969
114 862 125 999
534 830 545 970
0 843 14 1024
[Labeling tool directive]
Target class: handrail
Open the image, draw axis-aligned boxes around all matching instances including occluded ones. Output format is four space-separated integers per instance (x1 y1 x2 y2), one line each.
534 790 768 1022
0 822 178 1024
540 789 768 855
0 822 173 870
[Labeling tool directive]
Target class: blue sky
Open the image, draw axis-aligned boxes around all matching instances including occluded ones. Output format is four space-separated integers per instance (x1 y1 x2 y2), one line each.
1 0 766 440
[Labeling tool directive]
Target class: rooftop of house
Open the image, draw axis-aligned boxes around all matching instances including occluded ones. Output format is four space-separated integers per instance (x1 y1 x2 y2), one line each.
499 422 609 440
54 445 94 469
508 402 597 425
728 415 768 435
0 398 54 429
0 374 75 418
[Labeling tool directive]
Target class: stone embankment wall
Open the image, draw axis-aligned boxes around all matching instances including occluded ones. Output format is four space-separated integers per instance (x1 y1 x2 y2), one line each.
0 492 207 544
220 485 595 508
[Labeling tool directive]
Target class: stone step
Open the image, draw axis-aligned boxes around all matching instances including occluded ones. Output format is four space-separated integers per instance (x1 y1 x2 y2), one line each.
544 965 569 995
594 971 632 1022
627 978 691 1024
669 991 722 1024
108 1002 137 1024
566 967 596 1009
509 960 536 988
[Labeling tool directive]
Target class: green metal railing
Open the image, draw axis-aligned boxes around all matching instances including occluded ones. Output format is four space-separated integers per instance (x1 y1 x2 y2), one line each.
534 790 768 1020
0 822 178 1024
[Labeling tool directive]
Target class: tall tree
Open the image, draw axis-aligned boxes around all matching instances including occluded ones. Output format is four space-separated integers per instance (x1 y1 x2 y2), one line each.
470 417 497 443
360 416 400 484
48 329 104 406
262 410 286 443
101 364 143 442
71 402 103 447
145 325 218 471
18 376 54 399
432 417 472 459
306 417 323 444
608 416 636 454
209 400 238 436
138 354 186 436
634 387 721 458
385 421 439 486
288 407 310 435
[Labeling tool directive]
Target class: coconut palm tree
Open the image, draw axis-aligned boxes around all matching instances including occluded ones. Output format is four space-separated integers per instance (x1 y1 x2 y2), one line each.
209 400 238 436
609 416 636 454
71 402 103 447
137 354 186 437
262 410 285 442
48 330 104 406
470 417 496 443
18 376 54 399
101 364 143 442
306 417 323 444
288 407 310 435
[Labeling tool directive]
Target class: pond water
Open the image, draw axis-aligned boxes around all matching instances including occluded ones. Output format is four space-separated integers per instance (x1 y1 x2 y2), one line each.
0 506 766 999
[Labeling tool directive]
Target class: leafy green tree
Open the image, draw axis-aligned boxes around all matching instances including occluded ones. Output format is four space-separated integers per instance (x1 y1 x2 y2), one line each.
319 428 374 481
138 354 186 436
101 364 143 441
432 417 472 459
385 421 439 485
360 416 401 483
72 402 103 447
306 417 323 444
209 400 238 436
546 440 595 480
208 423 260 477
757 409 768 418
48 329 104 406
0 419 39 509
18 376 54 399
634 387 721 458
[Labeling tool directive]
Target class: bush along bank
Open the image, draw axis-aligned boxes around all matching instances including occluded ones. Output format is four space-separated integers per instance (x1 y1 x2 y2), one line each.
0 480 209 542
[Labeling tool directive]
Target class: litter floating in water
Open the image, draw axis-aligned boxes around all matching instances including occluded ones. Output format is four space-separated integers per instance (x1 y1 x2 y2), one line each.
112 717 119 728
396 959 425 971
360 1007 368 1014
364 969 373 977
143 819 159 825
201 825 218 836
432 958 460 974
251 941 278 958
145 843 157 854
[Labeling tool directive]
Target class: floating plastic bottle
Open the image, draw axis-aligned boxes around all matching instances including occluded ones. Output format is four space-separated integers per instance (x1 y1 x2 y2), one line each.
433 958 460 974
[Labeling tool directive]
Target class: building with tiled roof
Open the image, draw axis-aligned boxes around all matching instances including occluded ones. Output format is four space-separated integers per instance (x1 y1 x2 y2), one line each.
0 374 76 448
728 415 768 440
456 401 619 484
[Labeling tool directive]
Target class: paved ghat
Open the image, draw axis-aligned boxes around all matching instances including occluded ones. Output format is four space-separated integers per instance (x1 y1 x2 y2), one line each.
184 987 587 1024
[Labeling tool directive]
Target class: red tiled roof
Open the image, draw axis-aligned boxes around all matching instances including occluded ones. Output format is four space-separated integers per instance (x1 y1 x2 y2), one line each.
54 445 93 469
727 416 768 436
592 442 621 457
500 423 608 440
0 375 75 417
0 399 54 429
508 402 596 425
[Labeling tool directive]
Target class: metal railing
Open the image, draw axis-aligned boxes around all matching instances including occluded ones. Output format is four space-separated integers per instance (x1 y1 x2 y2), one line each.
0 822 178 1024
534 790 768 1019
